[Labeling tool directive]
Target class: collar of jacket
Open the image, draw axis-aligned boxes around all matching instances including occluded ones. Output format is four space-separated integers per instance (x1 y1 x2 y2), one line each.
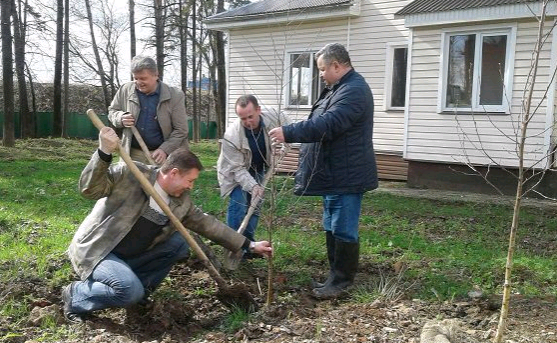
332 68 355 91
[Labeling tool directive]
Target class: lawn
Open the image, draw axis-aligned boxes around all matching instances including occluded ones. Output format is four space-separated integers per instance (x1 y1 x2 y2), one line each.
0 138 556 341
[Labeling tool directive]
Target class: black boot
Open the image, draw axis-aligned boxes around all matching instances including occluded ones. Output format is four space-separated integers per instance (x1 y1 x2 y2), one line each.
311 231 335 288
311 239 359 300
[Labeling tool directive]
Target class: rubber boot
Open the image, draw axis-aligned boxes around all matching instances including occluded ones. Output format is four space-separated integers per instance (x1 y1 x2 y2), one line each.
311 239 359 300
311 231 335 288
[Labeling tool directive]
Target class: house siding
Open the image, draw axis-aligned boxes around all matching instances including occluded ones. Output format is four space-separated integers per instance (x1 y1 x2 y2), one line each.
404 18 555 168
224 0 413 157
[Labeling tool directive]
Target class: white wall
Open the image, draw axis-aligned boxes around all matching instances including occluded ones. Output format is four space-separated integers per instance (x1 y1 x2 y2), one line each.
223 0 412 155
404 19 555 168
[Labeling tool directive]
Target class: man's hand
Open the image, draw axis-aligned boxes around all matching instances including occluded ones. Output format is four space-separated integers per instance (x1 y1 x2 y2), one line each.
252 241 272 258
99 127 119 155
121 112 135 127
250 184 264 207
269 127 285 144
151 148 168 165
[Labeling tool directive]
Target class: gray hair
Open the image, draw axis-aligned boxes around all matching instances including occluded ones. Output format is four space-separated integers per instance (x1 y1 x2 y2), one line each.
235 94 260 109
315 43 352 68
130 56 158 75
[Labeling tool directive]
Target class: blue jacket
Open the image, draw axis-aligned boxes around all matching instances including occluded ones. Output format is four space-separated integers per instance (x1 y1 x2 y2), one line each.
282 69 378 196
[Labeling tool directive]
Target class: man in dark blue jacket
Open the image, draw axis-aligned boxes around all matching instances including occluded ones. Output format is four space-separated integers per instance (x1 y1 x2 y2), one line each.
269 43 377 299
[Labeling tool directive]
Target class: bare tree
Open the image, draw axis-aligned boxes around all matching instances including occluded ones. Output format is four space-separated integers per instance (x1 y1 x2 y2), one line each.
191 0 199 141
63 0 69 136
2 0 15 146
214 1 226 138
83 0 111 110
11 0 33 138
129 0 136 64
154 0 165 79
52 0 63 136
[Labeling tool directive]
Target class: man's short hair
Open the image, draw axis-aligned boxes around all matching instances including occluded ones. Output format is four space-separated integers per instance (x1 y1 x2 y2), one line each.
160 148 204 174
131 56 158 75
315 43 352 68
235 95 259 110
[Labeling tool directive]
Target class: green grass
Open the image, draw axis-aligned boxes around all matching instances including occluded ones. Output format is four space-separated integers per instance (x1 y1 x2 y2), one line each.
1 138 557 340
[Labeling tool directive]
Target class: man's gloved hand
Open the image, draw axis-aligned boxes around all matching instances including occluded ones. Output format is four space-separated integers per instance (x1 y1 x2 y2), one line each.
250 184 264 207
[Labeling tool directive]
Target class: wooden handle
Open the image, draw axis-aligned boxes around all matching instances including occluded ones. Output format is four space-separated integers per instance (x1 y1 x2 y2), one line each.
86 109 228 288
223 156 275 270
130 126 157 165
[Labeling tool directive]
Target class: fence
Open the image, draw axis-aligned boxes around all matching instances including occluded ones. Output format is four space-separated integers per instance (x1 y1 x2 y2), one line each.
0 112 217 140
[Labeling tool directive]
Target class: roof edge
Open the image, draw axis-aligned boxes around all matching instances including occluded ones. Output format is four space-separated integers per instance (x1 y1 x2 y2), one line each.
206 2 360 31
402 2 557 28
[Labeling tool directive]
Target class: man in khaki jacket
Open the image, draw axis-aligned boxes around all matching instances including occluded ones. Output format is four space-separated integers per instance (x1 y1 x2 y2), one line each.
217 95 290 257
108 56 188 165
62 127 272 323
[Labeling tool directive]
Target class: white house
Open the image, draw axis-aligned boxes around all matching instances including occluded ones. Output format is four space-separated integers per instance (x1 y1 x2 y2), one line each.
206 0 412 180
397 0 557 196
206 0 557 196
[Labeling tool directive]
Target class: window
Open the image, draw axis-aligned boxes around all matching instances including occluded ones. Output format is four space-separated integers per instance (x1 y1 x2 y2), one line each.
440 27 515 113
286 52 325 107
385 43 408 110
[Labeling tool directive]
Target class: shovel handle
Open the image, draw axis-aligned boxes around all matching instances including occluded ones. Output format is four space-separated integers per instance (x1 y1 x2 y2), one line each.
86 109 228 289
223 157 275 270
130 126 157 165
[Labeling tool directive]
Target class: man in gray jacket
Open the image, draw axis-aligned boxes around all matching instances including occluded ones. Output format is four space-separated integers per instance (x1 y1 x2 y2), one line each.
108 56 188 165
217 95 290 257
62 127 272 323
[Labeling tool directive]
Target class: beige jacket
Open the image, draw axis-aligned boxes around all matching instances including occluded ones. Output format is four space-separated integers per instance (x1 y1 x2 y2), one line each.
217 110 291 197
108 81 189 155
68 151 246 279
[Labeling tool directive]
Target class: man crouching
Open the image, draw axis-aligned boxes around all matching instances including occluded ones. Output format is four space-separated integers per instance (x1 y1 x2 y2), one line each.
61 127 272 323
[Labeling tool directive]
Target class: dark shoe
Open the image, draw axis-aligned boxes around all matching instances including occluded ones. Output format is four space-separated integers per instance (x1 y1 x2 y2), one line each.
311 239 359 300
61 282 86 323
311 232 336 289
311 284 350 299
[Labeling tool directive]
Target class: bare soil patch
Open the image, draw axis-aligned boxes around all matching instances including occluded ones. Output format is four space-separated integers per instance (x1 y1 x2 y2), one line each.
3 254 556 343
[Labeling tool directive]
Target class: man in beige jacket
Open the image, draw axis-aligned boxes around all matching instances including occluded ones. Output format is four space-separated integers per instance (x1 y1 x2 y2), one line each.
62 127 272 323
108 56 188 165
217 95 290 257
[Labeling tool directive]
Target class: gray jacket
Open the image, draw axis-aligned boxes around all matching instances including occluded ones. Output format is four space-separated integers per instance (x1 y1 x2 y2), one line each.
68 151 246 279
217 110 291 197
108 81 189 155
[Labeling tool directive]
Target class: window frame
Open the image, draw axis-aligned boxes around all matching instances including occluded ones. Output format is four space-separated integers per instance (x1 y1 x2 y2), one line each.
384 41 409 111
284 51 325 109
438 24 516 114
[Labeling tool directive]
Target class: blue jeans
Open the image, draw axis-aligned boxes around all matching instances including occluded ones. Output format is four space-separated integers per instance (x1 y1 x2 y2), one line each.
322 193 363 243
227 171 264 242
227 186 260 242
69 231 190 314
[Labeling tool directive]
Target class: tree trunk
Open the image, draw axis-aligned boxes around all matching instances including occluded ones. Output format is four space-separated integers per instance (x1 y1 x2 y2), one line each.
154 0 164 79
52 0 64 136
215 0 226 138
129 0 136 66
84 0 111 111
63 0 69 137
179 0 189 139
1 0 15 146
191 0 199 142
11 0 32 138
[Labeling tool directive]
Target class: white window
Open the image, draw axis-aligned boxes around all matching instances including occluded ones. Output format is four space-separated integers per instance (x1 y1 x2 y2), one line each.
286 52 325 107
440 26 516 113
385 42 408 110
